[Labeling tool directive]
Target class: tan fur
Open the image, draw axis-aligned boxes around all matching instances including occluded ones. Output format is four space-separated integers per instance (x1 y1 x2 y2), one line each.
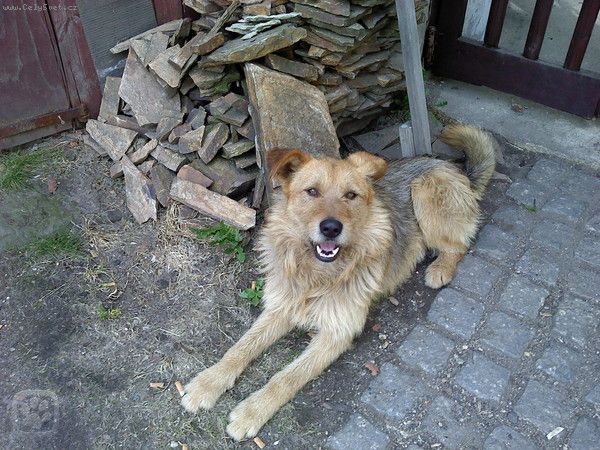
181 126 496 441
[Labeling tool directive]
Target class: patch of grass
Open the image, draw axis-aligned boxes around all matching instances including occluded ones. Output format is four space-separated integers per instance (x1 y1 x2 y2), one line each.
26 227 83 258
239 278 264 306
0 148 46 190
190 222 246 263
436 100 448 107
96 304 123 320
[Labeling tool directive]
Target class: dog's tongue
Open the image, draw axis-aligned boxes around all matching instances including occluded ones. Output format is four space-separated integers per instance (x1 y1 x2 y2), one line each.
320 241 337 252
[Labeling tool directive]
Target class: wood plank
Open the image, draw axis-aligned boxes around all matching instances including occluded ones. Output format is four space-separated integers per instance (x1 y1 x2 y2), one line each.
483 0 509 48
398 122 415 157
394 0 431 155
523 0 554 60
462 0 491 42
433 36 600 118
564 0 600 71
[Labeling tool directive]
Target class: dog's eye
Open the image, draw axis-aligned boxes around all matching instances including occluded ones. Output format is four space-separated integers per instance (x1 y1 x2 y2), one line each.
344 191 357 200
306 188 320 197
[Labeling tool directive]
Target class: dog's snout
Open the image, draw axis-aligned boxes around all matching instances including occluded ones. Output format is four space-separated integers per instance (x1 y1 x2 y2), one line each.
319 218 343 238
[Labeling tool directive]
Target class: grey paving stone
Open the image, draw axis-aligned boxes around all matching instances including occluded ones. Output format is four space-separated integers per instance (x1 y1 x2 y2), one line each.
360 363 425 420
516 248 561 286
480 312 534 359
427 288 485 339
561 172 600 204
327 413 390 450
483 425 538 450
552 295 600 348
451 254 503 297
475 224 519 261
586 211 600 234
541 196 587 222
535 342 584 383
514 380 575 435
497 275 549 319
506 180 549 208
529 220 574 252
491 205 535 236
397 325 455 374
566 265 600 302
569 417 600 450
526 159 567 185
585 384 600 407
575 235 600 269
455 352 510 403
422 396 477 449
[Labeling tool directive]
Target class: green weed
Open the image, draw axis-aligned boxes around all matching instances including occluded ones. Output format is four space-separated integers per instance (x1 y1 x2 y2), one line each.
0 148 45 190
436 100 448 107
97 304 123 320
190 222 246 263
26 227 82 258
521 203 538 213
240 278 264 306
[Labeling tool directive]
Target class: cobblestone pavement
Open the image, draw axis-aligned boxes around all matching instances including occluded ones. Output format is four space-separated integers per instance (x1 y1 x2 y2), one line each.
322 155 600 449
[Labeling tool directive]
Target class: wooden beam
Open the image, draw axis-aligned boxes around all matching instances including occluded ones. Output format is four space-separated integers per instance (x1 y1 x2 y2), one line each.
564 0 600 71
523 0 553 60
483 0 509 48
394 0 431 155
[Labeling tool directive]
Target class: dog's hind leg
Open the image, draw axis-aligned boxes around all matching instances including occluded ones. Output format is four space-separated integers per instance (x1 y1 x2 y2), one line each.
226 331 353 441
181 310 292 413
411 166 480 289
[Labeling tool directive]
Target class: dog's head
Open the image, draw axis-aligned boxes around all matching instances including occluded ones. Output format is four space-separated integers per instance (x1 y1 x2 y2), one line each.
267 149 387 263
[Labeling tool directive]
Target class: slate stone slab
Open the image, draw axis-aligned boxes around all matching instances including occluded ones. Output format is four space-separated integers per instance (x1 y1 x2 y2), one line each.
149 164 175 208
480 312 534 359
506 180 550 208
98 76 122 122
575 235 600 269
455 352 510 403
451 255 503 298
491 205 535 236
541 196 587 222
352 125 399 154
121 157 157 224
552 295 600 348
422 396 478 449
529 219 574 252
536 343 584 383
483 425 537 450
360 363 425 420
427 288 484 339
203 24 307 65
585 384 600 407
516 248 561 286
514 380 575 435
397 324 455 374
497 275 548 319
569 417 600 450
585 211 600 234
327 414 389 450
566 265 600 302
119 48 181 126
526 159 568 185
245 63 340 164
86 119 138 161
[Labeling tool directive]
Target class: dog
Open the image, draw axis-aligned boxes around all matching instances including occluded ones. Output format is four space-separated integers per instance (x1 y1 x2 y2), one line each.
181 124 496 441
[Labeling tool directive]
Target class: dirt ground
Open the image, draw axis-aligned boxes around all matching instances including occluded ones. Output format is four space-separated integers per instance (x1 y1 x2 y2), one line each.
0 128 521 449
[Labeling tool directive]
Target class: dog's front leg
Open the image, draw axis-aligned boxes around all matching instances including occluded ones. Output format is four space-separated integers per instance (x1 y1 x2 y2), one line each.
226 331 353 441
182 310 292 413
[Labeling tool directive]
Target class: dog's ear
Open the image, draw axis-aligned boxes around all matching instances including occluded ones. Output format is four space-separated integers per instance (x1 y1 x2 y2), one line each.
348 151 387 180
267 149 311 183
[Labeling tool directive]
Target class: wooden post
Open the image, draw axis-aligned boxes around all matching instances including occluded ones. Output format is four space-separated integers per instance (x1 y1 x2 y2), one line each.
394 0 431 155
399 121 415 157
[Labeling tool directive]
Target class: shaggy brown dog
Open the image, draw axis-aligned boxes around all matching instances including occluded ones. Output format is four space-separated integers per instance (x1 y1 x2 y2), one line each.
181 124 496 440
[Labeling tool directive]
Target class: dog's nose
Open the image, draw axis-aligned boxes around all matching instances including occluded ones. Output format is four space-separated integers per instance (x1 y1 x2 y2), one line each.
319 218 343 238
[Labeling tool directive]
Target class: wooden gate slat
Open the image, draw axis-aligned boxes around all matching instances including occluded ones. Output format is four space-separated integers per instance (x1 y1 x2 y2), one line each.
564 0 600 71
483 0 509 47
523 0 553 60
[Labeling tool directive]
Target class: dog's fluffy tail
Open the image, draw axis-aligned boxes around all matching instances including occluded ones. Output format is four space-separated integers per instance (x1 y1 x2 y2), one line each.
440 124 496 197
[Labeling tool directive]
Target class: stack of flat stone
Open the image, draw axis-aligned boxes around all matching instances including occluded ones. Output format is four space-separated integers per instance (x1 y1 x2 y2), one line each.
83 0 428 227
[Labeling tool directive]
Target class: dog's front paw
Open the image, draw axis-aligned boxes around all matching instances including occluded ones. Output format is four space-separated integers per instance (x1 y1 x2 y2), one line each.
181 365 231 413
226 395 269 441
425 263 454 289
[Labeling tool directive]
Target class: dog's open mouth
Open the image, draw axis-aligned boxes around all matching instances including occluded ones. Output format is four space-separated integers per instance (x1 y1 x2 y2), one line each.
314 241 340 262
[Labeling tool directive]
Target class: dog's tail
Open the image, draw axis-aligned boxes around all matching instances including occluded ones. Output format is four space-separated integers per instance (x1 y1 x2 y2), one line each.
440 124 496 197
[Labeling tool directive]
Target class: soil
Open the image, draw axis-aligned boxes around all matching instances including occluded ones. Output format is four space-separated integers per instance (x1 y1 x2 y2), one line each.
0 128 527 450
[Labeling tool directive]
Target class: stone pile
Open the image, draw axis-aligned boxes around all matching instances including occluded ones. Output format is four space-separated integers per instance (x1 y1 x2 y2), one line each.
84 0 428 227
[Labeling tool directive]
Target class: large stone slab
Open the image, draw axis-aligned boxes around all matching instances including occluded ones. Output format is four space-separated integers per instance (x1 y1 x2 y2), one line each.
244 63 340 160
170 178 256 230
121 157 157 224
86 119 138 161
119 48 181 126
202 24 307 66
190 157 255 197
98 76 122 122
